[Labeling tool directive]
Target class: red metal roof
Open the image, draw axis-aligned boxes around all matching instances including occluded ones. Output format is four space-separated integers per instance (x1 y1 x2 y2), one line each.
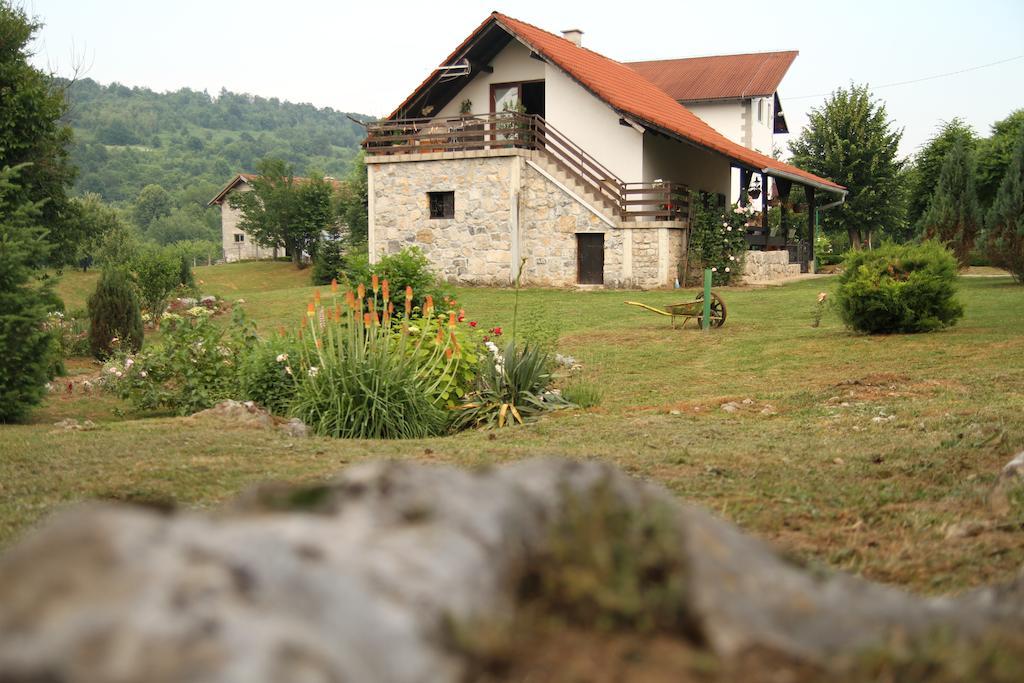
490 13 842 192
625 52 798 102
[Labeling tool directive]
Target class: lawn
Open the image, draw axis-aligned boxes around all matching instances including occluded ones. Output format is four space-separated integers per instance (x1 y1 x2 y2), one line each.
5 263 1023 595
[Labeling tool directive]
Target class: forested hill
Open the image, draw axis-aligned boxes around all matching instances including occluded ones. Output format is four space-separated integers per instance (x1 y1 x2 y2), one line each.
64 78 373 205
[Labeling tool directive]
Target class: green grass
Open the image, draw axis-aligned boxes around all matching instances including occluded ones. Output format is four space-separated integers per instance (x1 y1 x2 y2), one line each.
9 262 1024 594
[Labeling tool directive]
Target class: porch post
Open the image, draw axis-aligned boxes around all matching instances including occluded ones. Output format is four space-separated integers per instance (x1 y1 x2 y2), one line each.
777 178 792 243
761 173 769 234
806 186 816 271
739 167 751 207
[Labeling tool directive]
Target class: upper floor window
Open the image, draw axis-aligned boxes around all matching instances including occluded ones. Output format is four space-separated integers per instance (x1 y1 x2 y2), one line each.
757 98 765 124
428 191 455 219
234 233 245 243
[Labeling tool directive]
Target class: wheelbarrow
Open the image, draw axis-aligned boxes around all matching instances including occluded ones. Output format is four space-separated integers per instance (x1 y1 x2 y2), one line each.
624 292 727 329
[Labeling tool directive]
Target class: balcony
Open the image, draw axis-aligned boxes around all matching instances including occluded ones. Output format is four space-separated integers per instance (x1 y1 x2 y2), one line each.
365 113 690 224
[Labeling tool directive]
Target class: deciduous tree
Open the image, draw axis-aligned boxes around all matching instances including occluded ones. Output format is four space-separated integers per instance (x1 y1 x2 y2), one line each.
788 84 905 249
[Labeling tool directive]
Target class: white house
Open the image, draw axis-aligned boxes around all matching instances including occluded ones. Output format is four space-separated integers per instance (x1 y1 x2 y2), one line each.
628 51 797 208
208 173 342 263
363 12 845 287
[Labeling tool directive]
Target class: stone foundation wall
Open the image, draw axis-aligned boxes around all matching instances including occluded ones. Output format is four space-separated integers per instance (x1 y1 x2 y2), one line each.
519 164 626 287
742 249 802 282
369 151 684 289
371 156 514 285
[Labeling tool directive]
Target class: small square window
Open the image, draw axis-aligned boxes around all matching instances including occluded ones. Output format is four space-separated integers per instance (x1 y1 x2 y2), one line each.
428 191 455 219
234 233 245 242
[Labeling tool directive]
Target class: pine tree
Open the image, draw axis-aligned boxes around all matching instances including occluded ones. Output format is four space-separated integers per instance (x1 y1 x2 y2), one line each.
88 268 144 359
921 139 982 266
0 165 59 422
983 130 1024 283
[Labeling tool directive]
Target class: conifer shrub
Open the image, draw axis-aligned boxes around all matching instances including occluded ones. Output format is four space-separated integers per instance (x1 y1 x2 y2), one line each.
310 238 345 285
88 268 144 359
833 241 963 334
982 130 1024 283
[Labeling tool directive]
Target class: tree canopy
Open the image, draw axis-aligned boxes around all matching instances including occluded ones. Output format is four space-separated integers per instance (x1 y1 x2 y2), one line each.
788 84 905 249
907 118 977 226
982 128 1024 282
921 139 982 266
0 1 79 265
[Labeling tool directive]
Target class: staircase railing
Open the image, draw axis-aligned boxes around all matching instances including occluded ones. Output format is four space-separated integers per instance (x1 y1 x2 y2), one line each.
364 113 689 223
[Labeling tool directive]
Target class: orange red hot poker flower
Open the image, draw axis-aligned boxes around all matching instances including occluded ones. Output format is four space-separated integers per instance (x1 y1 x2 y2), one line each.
382 279 390 301
371 274 379 294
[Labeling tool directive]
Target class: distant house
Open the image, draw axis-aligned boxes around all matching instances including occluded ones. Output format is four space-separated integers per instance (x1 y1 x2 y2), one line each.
363 12 845 287
208 173 343 262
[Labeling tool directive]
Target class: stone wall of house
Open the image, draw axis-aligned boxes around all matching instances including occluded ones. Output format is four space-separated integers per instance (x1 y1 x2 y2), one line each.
742 249 802 282
630 229 660 286
372 156 514 285
518 163 626 287
369 152 684 289
220 187 269 262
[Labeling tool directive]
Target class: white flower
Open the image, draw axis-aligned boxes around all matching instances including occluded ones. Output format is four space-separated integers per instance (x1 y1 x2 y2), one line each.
725 267 731 272
727 226 733 231
114 370 123 378
729 255 735 261
711 267 718 272
140 371 148 378
124 358 134 368
276 353 288 363
722 222 729 227
308 366 319 377
107 366 118 375
285 366 293 376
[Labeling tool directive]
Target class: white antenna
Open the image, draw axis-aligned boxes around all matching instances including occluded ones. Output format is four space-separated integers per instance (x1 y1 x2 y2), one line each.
436 58 471 82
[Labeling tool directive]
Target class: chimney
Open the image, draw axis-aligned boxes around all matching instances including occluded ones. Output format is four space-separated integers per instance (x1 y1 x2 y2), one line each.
561 29 583 47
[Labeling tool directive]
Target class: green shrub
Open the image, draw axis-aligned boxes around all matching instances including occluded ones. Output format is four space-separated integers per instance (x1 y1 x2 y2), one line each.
43 311 90 361
834 241 964 334
687 192 749 285
454 340 569 429
288 286 471 438
311 238 345 285
237 335 302 416
133 244 182 314
101 309 256 415
368 246 451 312
563 381 603 409
88 268 144 359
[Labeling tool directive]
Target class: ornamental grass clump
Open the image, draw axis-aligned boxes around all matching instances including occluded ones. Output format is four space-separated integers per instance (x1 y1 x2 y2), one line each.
289 279 475 439
453 339 571 429
834 241 964 334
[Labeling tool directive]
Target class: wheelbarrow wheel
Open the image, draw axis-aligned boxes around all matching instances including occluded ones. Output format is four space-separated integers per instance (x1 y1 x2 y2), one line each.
695 292 727 328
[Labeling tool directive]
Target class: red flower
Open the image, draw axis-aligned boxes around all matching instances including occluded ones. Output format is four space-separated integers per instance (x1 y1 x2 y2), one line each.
469 321 477 328
483 335 490 342
492 326 503 336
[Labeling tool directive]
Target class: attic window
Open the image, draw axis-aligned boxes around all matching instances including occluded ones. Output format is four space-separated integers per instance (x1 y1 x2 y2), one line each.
428 191 455 219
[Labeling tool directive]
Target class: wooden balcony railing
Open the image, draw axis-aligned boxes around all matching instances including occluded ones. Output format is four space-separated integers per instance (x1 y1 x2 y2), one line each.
365 114 690 223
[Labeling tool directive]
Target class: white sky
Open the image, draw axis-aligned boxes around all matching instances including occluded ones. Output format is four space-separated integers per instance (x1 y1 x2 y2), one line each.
26 0 1024 159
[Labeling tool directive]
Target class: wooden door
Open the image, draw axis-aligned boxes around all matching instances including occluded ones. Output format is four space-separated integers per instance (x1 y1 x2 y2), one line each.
577 233 604 285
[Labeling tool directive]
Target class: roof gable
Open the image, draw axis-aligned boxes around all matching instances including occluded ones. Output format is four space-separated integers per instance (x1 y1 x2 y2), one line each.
208 173 343 206
625 51 798 102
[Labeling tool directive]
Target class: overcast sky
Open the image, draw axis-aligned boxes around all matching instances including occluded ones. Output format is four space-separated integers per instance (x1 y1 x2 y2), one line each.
26 0 1024 159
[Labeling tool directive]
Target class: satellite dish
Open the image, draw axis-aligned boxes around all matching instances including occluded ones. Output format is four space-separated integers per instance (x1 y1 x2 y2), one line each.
436 58 471 82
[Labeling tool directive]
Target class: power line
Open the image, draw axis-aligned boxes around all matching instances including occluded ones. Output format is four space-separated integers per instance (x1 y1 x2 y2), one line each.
787 54 1024 101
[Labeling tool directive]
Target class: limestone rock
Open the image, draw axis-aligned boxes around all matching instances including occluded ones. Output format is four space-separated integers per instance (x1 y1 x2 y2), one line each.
0 458 1021 683
990 451 1024 516
187 400 308 437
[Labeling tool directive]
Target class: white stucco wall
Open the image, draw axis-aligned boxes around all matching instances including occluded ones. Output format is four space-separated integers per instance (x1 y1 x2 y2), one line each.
542 66 644 183
686 101 745 146
436 41 545 118
434 37 644 184
642 134 732 199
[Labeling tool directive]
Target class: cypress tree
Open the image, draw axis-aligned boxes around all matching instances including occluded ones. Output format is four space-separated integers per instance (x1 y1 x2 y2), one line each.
88 268 144 359
921 139 982 266
0 165 58 422
983 130 1024 283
